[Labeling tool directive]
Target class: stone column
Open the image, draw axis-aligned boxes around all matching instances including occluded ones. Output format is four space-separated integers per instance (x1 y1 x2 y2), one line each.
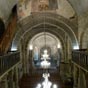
4 75 8 88
20 39 26 74
83 72 87 88
73 65 79 88
7 71 14 88
29 49 33 75
78 69 86 88
85 73 88 88
26 49 30 74
63 34 72 78
12 70 15 88
78 69 82 88
0 77 8 88
15 66 19 88
64 34 68 62
11 67 19 88
57 48 61 73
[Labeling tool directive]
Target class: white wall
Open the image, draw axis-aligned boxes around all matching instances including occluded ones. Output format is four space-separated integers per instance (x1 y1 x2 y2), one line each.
68 0 88 14
56 0 75 19
0 0 18 22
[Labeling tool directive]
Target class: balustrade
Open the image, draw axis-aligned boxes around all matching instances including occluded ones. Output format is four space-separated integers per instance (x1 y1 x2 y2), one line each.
72 49 88 71
0 52 20 76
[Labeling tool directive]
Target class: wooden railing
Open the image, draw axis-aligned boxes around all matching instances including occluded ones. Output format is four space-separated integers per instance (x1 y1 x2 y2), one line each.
72 49 88 71
0 52 20 76
0 13 17 54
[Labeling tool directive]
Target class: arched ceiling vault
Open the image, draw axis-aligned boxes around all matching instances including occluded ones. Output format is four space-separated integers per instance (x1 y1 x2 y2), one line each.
25 32 64 50
18 0 88 20
27 32 62 54
0 0 88 21
11 12 78 50
29 32 59 44
19 12 78 38
23 27 66 50
67 0 88 15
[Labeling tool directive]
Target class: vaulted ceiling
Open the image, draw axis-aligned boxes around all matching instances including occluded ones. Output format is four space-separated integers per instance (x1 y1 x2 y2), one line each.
68 0 88 15
11 12 78 50
18 0 88 20
0 0 88 22
0 0 88 51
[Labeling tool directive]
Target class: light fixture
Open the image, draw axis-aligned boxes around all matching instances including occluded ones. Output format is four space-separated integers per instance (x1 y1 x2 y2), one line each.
29 44 33 50
36 73 58 88
41 60 51 69
53 84 58 88
41 49 51 68
11 46 17 51
41 49 50 60
57 43 61 49
36 83 42 88
73 45 79 50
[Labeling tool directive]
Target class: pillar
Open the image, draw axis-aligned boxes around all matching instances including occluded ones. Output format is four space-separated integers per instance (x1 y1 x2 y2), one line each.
0 76 8 88
20 38 26 74
78 69 86 88
7 71 14 88
85 72 88 88
73 64 79 88
4 75 8 88
29 49 33 75
14 66 19 88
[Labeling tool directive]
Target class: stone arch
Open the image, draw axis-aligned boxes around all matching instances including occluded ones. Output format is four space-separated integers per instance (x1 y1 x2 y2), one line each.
11 12 78 50
26 32 63 53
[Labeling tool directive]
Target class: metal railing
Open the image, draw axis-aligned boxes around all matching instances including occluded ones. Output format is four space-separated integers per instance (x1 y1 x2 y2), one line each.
0 52 20 76
72 49 88 71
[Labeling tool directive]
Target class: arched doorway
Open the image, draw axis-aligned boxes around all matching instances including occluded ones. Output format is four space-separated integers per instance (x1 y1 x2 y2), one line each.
27 33 62 71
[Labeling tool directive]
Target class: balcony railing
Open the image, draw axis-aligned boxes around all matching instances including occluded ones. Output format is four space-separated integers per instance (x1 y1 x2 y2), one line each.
72 49 88 71
0 52 20 76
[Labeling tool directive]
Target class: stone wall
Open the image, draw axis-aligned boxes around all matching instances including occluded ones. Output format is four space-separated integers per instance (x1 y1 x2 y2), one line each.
0 0 18 22
68 0 88 14
78 12 88 48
